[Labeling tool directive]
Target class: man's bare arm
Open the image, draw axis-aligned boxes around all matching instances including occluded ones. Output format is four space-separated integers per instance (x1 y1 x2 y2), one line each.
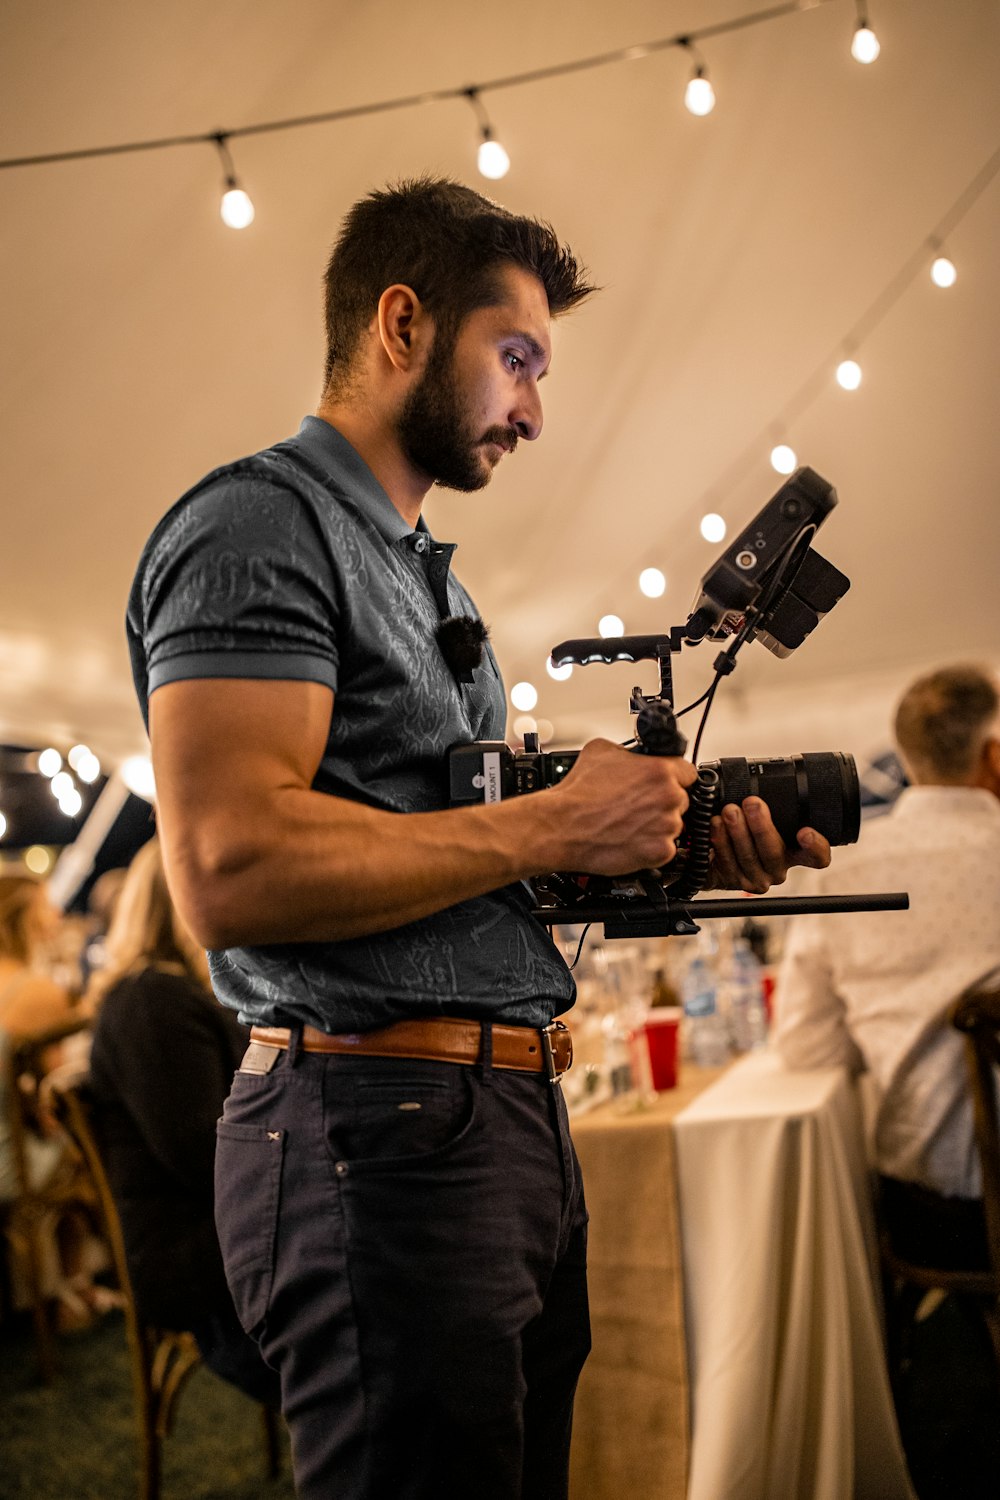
149 677 695 949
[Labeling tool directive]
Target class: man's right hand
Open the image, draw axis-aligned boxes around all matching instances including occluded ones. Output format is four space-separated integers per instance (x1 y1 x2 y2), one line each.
544 738 696 875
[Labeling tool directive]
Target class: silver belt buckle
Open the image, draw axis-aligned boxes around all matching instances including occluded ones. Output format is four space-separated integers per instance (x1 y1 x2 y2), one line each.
541 1020 570 1086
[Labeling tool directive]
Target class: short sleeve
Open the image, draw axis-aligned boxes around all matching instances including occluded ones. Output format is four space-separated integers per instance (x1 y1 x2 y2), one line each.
127 467 341 719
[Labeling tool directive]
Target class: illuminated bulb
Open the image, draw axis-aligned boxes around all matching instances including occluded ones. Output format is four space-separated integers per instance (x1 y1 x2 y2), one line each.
546 658 573 682
536 719 555 745
510 681 538 712
477 138 510 180
598 615 625 638
221 186 255 229
76 751 101 784
639 567 666 599
0 811 6 839
512 715 538 740
770 444 797 475
121 755 156 801
38 748 62 778
851 26 880 64
931 256 957 288
700 513 726 544
685 73 716 116
58 787 83 818
68 744 89 770
25 845 51 874
836 359 862 391
51 770 75 800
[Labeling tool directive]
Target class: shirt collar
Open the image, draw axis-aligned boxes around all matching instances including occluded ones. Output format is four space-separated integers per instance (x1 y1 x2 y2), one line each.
292 415 434 547
891 784 1000 820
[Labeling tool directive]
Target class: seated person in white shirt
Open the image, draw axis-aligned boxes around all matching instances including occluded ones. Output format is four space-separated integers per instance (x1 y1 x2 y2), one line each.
775 662 1000 1268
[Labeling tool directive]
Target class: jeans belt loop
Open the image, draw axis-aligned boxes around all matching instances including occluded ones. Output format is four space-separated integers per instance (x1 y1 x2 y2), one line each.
479 1020 494 1085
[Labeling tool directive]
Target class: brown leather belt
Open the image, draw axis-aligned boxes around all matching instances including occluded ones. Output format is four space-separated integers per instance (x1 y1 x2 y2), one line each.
248 1016 572 1082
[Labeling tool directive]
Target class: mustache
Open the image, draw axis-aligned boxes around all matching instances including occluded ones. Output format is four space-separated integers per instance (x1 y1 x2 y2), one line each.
481 426 518 455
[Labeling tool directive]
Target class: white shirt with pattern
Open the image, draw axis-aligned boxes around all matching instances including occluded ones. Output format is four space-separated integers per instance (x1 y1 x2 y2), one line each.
775 785 1000 1197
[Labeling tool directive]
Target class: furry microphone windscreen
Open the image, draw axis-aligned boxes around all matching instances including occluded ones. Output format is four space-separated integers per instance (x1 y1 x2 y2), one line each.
436 616 490 682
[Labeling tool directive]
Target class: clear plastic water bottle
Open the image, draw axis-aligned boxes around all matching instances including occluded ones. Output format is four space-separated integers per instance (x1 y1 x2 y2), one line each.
733 938 769 1050
682 955 729 1067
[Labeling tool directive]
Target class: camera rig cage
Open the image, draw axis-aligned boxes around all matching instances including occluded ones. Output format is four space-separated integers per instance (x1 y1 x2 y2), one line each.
451 466 908 941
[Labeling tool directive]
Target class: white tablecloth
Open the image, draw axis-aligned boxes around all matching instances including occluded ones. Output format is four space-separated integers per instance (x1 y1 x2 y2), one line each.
675 1051 916 1500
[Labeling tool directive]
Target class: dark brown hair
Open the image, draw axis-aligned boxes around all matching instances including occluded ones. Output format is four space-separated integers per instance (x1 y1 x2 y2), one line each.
894 663 999 782
322 176 595 391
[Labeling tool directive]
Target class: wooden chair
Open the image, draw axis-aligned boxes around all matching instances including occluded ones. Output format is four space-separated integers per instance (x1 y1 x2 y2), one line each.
879 976 1000 1376
0 1013 94 1381
46 1070 281 1500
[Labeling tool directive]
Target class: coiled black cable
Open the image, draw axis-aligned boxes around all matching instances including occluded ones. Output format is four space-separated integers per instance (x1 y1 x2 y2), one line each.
668 766 720 901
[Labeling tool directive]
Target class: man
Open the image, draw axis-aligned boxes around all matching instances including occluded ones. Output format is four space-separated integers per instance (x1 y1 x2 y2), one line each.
128 178 829 1500
776 663 1000 1266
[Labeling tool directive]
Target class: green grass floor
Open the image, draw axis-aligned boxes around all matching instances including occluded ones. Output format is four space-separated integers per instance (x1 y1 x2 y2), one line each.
0 1309 295 1500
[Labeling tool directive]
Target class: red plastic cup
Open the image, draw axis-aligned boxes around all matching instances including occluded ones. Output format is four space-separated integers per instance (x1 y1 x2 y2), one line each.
645 1007 682 1091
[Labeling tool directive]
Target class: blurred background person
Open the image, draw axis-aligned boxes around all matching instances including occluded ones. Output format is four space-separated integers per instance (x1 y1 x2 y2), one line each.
0 874 101 1331
775 662 1000 1498
775 662 1000 1237
85 838 279 1406
0 875 75 1202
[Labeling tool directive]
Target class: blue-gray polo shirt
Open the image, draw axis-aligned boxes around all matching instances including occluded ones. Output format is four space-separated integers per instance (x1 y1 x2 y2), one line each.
127 416 575 1031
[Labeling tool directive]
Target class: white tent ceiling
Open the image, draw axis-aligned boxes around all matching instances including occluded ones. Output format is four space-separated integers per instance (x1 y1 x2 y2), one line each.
2 0 999 776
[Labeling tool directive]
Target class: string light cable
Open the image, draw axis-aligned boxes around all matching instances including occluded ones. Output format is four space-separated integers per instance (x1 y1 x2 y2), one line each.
558 137 1000 660
0 1 841 190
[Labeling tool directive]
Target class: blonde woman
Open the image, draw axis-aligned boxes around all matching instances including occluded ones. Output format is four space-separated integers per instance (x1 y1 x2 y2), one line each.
87 838 279 1405
0 876 74 1202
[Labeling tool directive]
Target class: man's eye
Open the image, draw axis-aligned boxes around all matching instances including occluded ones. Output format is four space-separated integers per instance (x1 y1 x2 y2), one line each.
504 352 524 371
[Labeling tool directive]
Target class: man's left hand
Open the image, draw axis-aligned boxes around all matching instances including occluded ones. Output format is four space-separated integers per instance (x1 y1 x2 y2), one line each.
706 796 832 893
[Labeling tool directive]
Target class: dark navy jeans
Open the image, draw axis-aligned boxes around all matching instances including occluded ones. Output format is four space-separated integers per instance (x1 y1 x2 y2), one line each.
215 1037 590 1499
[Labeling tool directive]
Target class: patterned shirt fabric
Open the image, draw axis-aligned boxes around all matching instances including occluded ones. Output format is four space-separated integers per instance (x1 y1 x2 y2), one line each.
774 785 1000 1196
127 416 575 1032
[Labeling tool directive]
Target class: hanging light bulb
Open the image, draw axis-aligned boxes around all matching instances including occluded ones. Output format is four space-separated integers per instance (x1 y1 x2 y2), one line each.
466 90 510 180
37 748 62 778
680 38 715 116
851 23 880 64
547 657 573 682
214 134 255 229
700 513 726 544
0 811 7 840
770 444 797 475
639 567 667 599
836 358 863 391
685 69 716 116
511 681 538 711
931 255 957 288
598 615 625 639
478 133 510 180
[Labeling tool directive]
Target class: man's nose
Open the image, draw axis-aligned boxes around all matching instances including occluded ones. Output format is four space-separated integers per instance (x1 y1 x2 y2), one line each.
511 381 543 442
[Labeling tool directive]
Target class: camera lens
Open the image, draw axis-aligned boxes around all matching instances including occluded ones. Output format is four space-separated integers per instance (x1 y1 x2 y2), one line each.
701 751 860 847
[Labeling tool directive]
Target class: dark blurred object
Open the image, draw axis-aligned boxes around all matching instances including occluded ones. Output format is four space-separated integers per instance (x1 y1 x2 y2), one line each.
859 748 909 820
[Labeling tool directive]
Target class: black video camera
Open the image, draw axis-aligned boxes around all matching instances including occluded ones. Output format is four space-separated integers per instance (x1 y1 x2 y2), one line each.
449 467 907 939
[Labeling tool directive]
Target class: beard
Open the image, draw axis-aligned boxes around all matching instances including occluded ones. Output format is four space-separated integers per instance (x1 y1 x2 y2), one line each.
396 334 517 493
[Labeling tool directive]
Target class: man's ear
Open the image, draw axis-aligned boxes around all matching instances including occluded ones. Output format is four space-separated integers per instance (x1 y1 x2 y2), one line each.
376 284 433 373
981 735 1000 797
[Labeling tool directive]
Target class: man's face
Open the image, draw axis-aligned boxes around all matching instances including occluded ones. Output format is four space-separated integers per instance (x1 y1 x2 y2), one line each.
396 264 552 493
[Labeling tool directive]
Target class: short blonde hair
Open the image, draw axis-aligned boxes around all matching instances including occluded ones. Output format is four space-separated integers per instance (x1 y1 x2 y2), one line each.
894 663 1000 783
87 838 210 1007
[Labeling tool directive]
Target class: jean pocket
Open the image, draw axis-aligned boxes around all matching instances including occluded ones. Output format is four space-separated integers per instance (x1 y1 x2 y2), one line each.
214 1119 284 1335
324 1066 477 1175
